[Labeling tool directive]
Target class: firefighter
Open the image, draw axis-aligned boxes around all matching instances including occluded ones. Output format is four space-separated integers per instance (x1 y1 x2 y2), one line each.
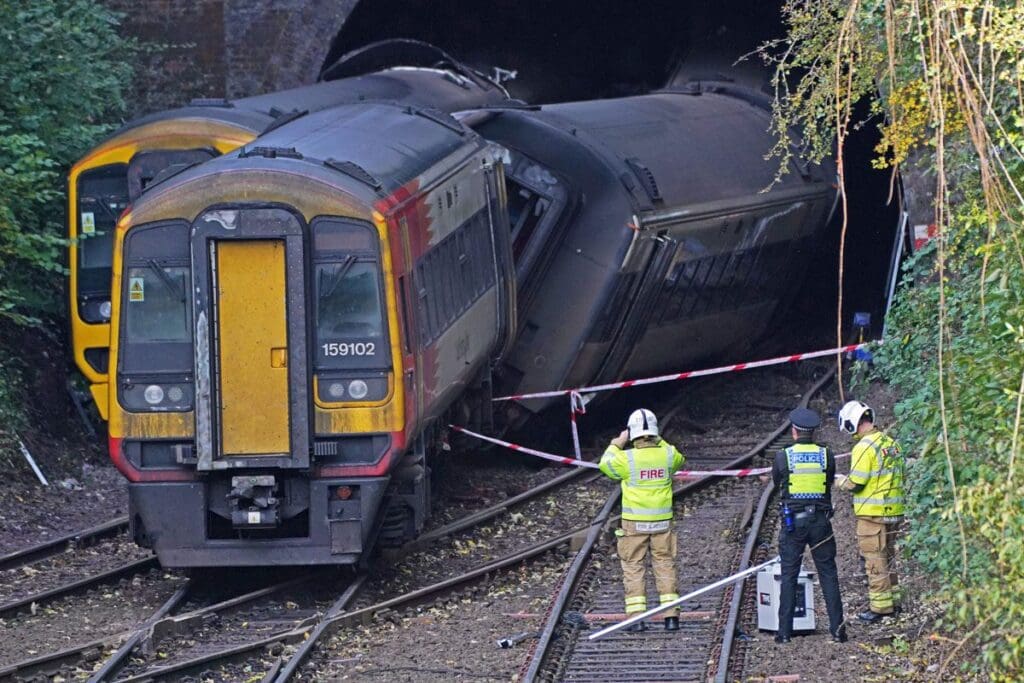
835 400 905 623
599 408 685 632
773 407 847 643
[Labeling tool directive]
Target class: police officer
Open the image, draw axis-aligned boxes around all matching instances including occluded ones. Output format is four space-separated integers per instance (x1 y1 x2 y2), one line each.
835 400 905 623
772 407 847 643
599 409 685 632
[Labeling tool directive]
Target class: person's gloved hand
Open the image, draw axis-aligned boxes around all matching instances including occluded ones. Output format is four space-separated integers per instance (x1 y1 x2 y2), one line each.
835 474 850 489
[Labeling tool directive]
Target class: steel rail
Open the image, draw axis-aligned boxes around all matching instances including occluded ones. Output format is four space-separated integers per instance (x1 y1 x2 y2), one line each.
402 466 597 553
1 463 599 681
520 491 620 682
520 367 835 681
712 368 834 682
0 556 157 619
270 573 367 682
713 482 774 683
0 516 129 572
270 522 609 682
0 573 319 680
88 581 192 683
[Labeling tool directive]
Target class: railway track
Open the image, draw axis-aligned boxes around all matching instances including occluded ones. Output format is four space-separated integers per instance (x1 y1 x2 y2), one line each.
0 516 128 572
520 368 834 682
2 367 830 682
0 445 609 682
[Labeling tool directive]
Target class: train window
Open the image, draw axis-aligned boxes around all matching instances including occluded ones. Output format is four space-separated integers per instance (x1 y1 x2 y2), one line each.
119 221 193 375
508 183 549 261
127 149 215 201
124 265 191 343
412 208 495 345
312 218 390 370
314 221 376 252
317 261 385 339
77 165 129 321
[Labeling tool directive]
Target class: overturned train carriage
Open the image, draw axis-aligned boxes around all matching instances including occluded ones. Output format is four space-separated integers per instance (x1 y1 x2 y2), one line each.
467 82 838 421
71 40 510 420
108 103 514 566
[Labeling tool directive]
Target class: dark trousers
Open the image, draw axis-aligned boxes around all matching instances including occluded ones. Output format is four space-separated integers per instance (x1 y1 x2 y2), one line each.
777 510 845 638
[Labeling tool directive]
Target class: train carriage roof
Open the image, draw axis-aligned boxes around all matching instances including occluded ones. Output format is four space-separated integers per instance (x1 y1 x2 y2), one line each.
134 101 477 208
473 84 833 214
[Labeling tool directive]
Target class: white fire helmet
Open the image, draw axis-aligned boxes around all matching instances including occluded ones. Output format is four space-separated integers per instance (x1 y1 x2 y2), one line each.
838 400 874 434
627 408 659 441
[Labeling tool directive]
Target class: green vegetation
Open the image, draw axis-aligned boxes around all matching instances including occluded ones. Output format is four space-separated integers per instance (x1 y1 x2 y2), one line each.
0 1 132 433
765 1 1024 678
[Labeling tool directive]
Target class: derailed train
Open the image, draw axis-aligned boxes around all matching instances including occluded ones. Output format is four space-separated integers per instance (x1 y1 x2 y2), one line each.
69 41 510 420
106 81 836 567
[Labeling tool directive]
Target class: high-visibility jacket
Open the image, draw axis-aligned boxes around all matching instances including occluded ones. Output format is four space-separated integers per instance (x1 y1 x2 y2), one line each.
783 443 828 500
600 439 684 522
848 429 905 518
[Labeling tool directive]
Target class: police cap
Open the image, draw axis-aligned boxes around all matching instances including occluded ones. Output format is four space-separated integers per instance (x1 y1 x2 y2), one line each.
789 407 820 431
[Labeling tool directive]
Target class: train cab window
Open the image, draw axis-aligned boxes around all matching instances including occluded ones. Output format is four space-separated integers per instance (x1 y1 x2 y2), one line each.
119 221 193 375
77 165 129 322
127 149 216 200
503 153 568 282
312 219 390 371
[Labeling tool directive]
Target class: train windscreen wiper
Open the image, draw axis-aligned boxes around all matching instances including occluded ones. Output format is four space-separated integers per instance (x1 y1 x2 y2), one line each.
320 255 357 301
147 258 186 303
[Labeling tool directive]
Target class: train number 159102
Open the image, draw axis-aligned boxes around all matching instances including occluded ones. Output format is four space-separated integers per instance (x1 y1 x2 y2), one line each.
322 342 375 357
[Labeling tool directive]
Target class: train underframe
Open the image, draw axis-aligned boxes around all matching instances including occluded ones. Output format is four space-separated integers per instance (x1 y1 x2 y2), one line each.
129 444 432 567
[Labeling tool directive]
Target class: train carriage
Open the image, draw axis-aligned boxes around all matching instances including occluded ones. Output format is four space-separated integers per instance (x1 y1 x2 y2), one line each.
70 41 510 419
107 103 514 566
466 82 838 420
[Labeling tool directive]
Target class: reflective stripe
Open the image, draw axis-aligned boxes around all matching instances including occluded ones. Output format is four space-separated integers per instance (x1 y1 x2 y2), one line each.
626 603 647 614
659 593 679 603
626 449 637 484
622 505 673 516
849 469 872 479
625 596 647 605
665 444 673 476
853 496 904 505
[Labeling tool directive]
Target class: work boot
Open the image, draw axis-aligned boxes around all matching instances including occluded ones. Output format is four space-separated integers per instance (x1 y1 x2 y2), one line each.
857 610 889 624
664 617 679 631
625 621 646 633
831 628 848 643
774 633 791 644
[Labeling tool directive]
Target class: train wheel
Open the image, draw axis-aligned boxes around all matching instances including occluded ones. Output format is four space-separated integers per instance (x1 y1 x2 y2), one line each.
377 504 409 548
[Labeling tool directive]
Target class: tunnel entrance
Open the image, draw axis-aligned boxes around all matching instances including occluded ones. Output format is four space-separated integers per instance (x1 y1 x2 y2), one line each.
323 0 903 348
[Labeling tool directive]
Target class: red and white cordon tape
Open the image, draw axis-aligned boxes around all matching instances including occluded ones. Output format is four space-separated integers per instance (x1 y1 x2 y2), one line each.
449 424 851 477
493 342 873 402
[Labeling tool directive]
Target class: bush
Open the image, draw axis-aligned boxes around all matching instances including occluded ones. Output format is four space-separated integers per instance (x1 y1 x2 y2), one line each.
766 1 1024 677
0 1 133 427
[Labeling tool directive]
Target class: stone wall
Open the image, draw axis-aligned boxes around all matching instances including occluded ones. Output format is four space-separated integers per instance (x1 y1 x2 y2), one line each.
104 0 355 115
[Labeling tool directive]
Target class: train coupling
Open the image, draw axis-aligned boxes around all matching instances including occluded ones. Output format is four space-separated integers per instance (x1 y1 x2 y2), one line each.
227 475 281 528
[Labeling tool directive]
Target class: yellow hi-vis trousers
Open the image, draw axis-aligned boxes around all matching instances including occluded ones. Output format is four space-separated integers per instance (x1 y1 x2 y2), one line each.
856 516 903 614
616 519 679 618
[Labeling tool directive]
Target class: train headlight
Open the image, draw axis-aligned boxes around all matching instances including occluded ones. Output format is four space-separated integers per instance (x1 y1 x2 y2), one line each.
167 386 184 403
348 380 368 400
143 385 165 405
98 301 112 321
315 375 388 403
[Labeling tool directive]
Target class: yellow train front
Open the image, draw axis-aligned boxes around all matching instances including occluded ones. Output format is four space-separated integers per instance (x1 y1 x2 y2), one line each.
107 103 515 566
70 40 510 421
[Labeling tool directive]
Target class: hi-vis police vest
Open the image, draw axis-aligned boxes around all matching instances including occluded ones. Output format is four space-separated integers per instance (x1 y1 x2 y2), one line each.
600 440 684 522
784 443 828 500
848 429 905 518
